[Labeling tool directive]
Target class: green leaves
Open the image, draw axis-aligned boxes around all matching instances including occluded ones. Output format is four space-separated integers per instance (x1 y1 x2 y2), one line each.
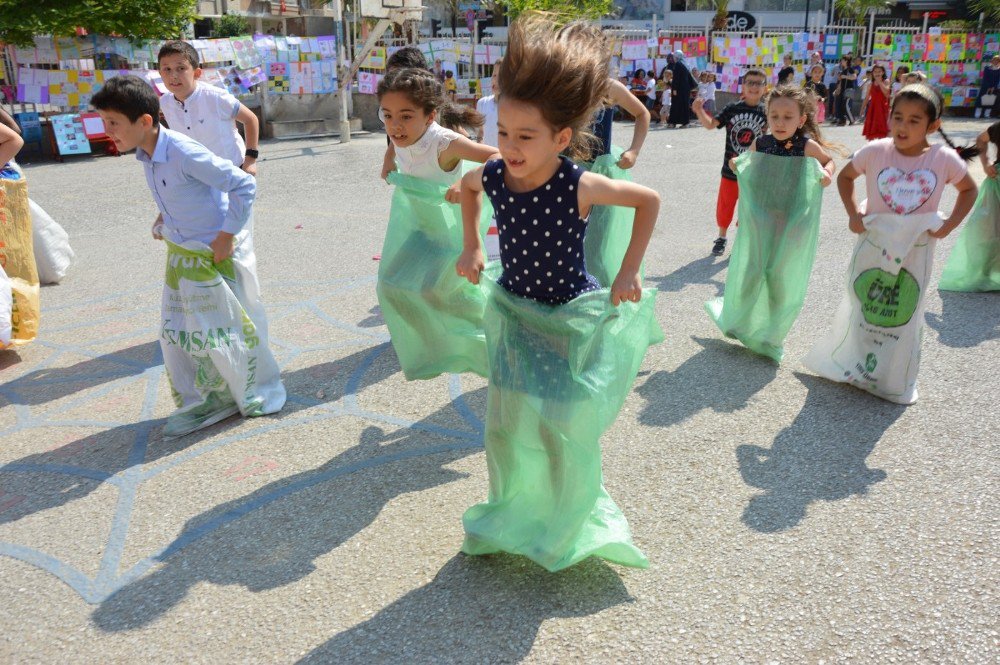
494 0 613 21
969 0 1000 24
0 0 197 47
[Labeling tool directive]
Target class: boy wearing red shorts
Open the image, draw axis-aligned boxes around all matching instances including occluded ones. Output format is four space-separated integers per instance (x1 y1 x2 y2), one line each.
693 69 768 256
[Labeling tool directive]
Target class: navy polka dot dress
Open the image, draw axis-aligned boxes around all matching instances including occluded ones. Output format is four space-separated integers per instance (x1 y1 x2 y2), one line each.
482 157 600 305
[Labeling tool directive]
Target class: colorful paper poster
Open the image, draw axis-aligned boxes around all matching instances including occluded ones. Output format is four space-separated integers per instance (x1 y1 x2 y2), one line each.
240 65 267 88
319 60 338 93
51 114 91 155
317 35 337 59
289 62 311 94
222 67 249 96
55 37 81 60
17 84 50 104
925 34 947 61
13 112 42 143
622 40 648 61
633 59 654 75
358 71 379 95
361 47 386 70
268 62 290 94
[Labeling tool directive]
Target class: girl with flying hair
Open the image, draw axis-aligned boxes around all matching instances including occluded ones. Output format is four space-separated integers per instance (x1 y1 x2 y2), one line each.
455 13 662 571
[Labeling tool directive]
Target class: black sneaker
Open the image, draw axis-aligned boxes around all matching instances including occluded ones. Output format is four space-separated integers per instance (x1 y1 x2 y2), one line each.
711 237 727 256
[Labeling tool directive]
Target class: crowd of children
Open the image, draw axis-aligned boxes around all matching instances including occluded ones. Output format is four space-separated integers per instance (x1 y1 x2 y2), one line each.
0 14 997 573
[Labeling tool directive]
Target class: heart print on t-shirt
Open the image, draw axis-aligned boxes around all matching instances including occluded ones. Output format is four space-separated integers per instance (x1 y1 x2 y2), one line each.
876 167 938 215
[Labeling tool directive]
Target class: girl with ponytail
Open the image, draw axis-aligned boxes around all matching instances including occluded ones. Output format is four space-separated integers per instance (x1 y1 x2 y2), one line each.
837 83 978 239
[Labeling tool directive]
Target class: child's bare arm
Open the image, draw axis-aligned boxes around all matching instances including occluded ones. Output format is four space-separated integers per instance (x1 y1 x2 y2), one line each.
578 172 659 306
805 139 836 186
976 130 996 177
0 122 24 168
440 135 498 172
931 173 978 239
235 103 259 176
455 166 487 284
837 162 865 233
442 139 500 202
608 79 649 168
382 143 397 180
692 98 720 129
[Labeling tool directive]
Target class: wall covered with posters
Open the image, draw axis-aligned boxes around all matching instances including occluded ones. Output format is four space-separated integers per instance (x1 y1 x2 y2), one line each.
3 33 340 110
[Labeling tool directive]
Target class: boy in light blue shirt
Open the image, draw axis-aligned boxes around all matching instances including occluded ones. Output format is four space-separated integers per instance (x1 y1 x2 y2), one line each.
92 75 285 437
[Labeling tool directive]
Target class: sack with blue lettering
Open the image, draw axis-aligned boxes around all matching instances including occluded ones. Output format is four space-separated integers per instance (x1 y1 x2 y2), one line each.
161 240 286 421
0 265 11 348
803 212 943 405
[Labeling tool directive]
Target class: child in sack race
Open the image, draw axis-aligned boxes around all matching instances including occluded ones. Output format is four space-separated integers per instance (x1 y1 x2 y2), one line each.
92 75 286 437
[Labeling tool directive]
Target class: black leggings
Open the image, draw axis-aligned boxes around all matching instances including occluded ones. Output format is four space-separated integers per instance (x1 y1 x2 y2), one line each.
835 87 855 123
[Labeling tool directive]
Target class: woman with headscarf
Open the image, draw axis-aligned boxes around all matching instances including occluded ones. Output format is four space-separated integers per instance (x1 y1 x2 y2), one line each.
667 50 697 127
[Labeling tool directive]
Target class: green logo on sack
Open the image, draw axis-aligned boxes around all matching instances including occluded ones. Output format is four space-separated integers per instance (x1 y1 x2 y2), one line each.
852 268 920 328
865 353 878 372
165 249 236 289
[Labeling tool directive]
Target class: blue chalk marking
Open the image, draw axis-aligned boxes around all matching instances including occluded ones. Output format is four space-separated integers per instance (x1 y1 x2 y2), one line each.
0 276 487 605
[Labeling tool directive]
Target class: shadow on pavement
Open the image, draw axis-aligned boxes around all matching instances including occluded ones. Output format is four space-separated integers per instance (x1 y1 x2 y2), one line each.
357 305 384 328
298 554 633 663
635 336 778 429
736 373 904 533
925 291 1000 348
0 350 22 372
648 255 728 297
0 346 404 527
0 341 161 406
91 400 486 632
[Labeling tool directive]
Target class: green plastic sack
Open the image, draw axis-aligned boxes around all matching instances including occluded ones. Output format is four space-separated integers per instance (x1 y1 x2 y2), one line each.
939 176 1000 292
705 150 825 362
582 146 640 288
378 170 493 380
462 264 664 572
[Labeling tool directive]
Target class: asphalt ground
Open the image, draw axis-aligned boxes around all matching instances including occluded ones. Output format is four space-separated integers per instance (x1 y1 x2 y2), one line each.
0 116 997 663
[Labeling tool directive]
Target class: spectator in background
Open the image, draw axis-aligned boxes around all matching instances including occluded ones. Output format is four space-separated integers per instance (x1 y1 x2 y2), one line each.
666 51 697 127
834 55 857 125
644 71 657 111
976 54 1000 119
892 65 910 101
805 64 829 123
778 54 795 85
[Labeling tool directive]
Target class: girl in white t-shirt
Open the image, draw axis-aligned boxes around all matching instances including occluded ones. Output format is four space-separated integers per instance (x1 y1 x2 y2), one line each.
697 71 717 116
656 69 673 124
376 68 498 380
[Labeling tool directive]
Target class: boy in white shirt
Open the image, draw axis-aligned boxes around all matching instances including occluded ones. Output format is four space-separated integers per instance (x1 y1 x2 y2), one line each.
476 65 500 148
157 40 260 242
158 41 259 173
644 72 657 110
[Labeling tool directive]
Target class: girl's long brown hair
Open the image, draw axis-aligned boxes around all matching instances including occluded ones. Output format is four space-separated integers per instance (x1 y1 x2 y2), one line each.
767 84 848 157
496 13 611 161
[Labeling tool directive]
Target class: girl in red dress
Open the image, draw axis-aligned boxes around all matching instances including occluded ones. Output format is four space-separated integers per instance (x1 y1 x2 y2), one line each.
863 64 891 141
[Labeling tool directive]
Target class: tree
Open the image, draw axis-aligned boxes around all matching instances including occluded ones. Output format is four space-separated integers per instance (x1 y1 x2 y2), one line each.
834 0 888 25
494 0 613 21
213 13 251 38
0 0 197 47
969 0 1000 25
712 0 728 31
